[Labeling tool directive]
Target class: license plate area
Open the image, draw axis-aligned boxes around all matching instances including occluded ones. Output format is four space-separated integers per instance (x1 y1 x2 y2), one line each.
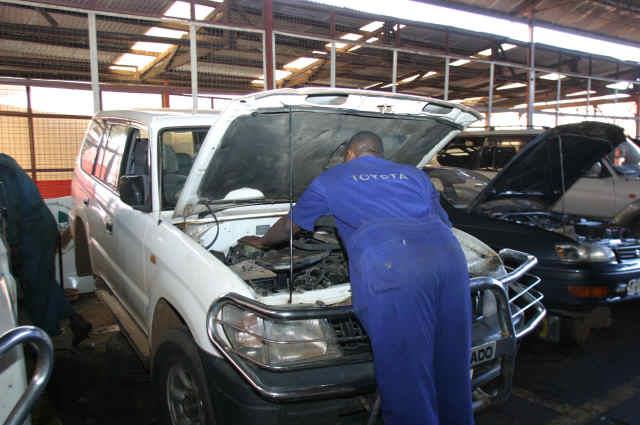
471 341 497 367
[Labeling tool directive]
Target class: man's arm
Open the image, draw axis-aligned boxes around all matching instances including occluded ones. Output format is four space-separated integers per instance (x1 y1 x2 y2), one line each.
240 215 300 248
239 177 330 248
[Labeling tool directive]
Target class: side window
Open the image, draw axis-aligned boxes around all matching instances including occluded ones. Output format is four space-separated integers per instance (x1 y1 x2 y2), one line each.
159 126 210 209
95 124 129 188
122 128 149 177
80 119 104 174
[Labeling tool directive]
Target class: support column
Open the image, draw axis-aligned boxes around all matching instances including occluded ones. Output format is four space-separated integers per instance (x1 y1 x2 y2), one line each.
487 62 494 128
88 12 100 114
526 24 535 128
263 0 274 90
330 12 336 88
635 95 640 139
26 86 37 180
555 79 561 126
443 57 450 101
587 78 592 115
162 82 170 108
190 23 198 112
391 49 398 93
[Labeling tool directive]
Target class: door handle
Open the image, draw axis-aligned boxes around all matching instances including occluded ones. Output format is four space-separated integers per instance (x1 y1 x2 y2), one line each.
82 198 89 206
105 221 113 234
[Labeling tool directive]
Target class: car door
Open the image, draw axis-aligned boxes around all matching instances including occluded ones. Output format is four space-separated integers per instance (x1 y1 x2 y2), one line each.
553 161 616 218
90 122 129 295
110 126 155 326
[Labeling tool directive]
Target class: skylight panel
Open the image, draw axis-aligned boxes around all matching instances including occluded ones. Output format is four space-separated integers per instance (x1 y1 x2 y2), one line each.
146 27 187 39
131 41 174 53
284 57 320 70
360 21 384 32
113 53 156 70
496 82 526 90
164 1 215 20
341 33 363 41
539 73 566 80
450 59 470 67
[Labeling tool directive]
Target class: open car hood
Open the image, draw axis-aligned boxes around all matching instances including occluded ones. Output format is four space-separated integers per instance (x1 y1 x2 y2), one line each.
470 122 627 211
174 88 480 218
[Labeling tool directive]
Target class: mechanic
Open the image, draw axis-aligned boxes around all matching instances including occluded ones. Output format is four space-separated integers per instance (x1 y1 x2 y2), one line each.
0 153 91 345
240 131 473 425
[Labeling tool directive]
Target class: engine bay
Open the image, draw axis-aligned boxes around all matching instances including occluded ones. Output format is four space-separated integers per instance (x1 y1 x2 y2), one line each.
223 231 349 297
489 210 634 243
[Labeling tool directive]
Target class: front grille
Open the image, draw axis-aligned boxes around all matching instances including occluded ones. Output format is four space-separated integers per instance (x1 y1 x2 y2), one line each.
614 245 640 261
328 315 370 355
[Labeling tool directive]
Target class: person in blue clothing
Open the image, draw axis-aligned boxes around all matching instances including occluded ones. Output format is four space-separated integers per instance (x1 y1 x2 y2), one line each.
0 153 91 345
240 131 473 425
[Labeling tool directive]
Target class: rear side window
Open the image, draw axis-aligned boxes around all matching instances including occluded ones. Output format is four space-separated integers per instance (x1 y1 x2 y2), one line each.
159 126 209 209
80 119 104 174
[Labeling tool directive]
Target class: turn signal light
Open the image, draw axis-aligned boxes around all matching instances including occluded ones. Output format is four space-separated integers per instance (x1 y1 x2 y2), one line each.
568 286 608 298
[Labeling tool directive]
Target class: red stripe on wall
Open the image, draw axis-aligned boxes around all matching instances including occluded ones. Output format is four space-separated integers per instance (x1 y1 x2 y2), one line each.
36 180 71 198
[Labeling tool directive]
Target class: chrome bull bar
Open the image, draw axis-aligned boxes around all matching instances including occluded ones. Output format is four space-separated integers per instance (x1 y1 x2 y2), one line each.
469 249 546 410
497 248 546 339
0 326 53 425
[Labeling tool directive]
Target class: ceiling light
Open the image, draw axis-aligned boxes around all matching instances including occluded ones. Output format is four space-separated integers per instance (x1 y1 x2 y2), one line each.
496 82 526 91
113 53 156 70
363 82 383 89
422 71 438 79
606 81 634 90
131 41 174 53
312 50 328 55
566 90 596 97
251 79 264 86
393 24 406 31
146 27 187 39
341 33 363 41
450 59 470 67
325 42 349 49
400 73 420 84
451 96 485 104
348 44 362 52
366 37 379 43
164 1 215 20
539 73 566 80
284 57 319 70
360 21 384 32
381 82 394 88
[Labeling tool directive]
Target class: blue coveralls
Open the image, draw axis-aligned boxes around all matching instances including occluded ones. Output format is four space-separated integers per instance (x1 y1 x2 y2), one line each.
0 153 72 336
292 156 473 425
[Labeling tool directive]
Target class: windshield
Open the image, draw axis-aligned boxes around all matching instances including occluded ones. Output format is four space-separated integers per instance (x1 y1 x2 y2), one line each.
426 167 489 208
607 138 640 175
198 109 457 201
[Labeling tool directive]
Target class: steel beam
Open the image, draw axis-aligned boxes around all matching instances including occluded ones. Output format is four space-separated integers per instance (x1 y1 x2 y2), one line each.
189 23 198 112
263 0 274 90
88 12 100 114
444 57 450 101
487 62 494 128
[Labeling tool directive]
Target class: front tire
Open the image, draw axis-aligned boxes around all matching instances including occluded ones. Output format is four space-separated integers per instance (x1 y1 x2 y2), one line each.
153 328 216 425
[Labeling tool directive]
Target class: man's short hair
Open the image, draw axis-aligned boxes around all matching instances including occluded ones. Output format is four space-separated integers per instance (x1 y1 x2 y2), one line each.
346 131 384 157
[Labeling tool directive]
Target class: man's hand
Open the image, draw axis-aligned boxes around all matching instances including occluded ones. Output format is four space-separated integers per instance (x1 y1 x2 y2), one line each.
238 235 266 248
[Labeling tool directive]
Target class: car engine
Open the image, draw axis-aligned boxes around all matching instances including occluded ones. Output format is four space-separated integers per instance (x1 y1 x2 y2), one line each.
225 231 349 296
490 211 633 242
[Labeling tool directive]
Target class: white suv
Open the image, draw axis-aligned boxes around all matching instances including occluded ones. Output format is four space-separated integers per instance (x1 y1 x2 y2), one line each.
70 91 545 425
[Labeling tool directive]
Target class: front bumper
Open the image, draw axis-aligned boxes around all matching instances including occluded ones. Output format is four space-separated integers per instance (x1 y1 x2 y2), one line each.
205 249 545 414
535 261 640 307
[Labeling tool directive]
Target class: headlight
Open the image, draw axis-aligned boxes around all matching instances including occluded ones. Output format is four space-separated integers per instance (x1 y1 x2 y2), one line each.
555 243 615 263
214 304 342 368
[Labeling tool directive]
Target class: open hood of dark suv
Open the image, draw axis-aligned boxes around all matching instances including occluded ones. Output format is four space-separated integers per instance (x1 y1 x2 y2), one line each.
470 122 626 210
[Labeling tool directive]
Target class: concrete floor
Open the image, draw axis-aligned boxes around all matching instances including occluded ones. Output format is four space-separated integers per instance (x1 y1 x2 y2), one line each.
35 295 640 425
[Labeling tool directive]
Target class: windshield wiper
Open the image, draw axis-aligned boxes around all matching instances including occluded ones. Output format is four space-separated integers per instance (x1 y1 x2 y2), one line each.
199 198 291 213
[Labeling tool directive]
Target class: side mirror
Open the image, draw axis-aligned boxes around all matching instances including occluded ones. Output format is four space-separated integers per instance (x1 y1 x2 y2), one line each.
118 175 151 212
584 162 603 178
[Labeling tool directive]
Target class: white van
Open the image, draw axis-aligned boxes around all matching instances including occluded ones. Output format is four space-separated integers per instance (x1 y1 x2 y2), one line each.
70 91 545 425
